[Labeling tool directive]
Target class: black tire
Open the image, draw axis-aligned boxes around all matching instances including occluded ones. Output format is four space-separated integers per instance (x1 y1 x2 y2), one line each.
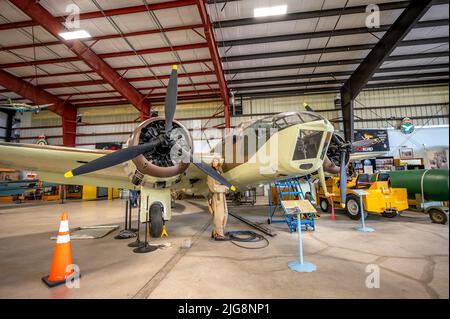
429 209 448 225
381 211 398 218
346 195 363 220
319 198 330 213
149 203 164 237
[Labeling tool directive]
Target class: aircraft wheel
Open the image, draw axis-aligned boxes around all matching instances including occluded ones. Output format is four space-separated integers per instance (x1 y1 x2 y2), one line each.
429 209 448 225
149 203 164 237
346 195 362 220
319 198 331 213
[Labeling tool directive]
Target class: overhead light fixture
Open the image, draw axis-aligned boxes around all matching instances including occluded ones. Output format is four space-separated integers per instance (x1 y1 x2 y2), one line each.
254 5 287 18
58 29 91 40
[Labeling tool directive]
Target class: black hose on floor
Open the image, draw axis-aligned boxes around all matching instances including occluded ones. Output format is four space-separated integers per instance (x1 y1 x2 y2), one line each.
225 230 269 249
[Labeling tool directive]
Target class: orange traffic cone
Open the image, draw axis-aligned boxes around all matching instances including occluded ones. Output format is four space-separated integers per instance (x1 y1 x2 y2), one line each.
42 212 77 287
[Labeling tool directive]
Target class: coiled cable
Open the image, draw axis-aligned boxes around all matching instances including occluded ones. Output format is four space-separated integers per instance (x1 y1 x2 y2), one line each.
225 230 269 249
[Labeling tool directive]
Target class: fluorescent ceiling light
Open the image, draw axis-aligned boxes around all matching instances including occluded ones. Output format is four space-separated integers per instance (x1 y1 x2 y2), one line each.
59 29 91 40
254 5 287 18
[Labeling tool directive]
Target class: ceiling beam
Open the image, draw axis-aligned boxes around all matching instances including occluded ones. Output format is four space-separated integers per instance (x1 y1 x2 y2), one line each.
196 0 231 127
341 0 436 141
75 94 222 108
0 71 217 94
224 51 449 74
67 89 220 104
230 72 449 91
213 1 411 28
9 0 155 115
0 43 209 69
217 19 447 47
222 37 448 62
20 58 212 80
228 65 449 85
0 24 204 52
235 79 449 98
36 72 217 89
211 0 449 28
0 0 197 31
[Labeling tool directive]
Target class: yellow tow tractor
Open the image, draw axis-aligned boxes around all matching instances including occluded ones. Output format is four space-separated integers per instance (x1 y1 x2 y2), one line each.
317 174 409 220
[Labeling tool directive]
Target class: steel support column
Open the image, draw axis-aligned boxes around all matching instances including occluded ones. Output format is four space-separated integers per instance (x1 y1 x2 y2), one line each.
340 0 434 141
10 0 151 117
196 0 231 128
4 110 14 142
62 107 77 147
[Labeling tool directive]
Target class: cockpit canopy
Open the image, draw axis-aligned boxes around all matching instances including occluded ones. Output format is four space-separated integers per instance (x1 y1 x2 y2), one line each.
237 111 325 132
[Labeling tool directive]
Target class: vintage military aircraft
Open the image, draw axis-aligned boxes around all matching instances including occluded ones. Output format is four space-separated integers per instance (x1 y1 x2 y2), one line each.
0 97 53 114
0 65 375 236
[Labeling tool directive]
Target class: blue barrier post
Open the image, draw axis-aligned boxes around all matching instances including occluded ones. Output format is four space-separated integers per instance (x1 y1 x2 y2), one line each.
352 190 374 232
288 210 317 272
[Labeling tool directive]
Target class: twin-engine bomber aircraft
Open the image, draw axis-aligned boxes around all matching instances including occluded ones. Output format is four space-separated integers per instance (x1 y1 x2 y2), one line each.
0 97 53 114
0 66 376 237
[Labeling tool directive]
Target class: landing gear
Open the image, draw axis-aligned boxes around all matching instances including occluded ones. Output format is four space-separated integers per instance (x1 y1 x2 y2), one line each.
150 202 164 237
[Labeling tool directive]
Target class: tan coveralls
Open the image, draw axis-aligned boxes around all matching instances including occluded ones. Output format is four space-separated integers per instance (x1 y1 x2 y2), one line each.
207 174 229 237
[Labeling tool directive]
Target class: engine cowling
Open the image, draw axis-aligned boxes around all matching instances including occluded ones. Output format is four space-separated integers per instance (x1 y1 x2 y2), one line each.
126 117 193 179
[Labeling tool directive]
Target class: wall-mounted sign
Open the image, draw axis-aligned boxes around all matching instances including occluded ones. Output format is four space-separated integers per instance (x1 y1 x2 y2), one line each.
400 117 415 135
353 129 390 152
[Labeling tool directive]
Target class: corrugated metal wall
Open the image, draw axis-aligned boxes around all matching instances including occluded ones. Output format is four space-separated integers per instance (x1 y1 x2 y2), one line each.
241 85 449 130
17 112 62 145
18 85 449 150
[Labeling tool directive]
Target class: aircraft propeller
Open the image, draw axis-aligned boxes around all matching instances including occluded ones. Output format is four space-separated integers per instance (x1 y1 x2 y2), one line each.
65 66 236 192
304 102 377 206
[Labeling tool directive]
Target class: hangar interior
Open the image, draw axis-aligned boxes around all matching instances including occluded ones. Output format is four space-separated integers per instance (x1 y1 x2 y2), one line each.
0 0 448 299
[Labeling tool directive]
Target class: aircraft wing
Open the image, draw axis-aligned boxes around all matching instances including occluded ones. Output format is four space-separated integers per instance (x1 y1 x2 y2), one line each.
0 142 135 189
37 104 53 109
172 153 221 195
349 152 387 162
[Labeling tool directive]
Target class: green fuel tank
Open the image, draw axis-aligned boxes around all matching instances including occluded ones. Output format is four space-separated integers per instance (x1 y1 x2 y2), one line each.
383 169 449 201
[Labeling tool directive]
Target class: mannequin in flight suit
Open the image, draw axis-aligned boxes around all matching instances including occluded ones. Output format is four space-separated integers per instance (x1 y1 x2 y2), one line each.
207 157 230 241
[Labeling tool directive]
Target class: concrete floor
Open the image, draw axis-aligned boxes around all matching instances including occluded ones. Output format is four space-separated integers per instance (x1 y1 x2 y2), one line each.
0 197 448 299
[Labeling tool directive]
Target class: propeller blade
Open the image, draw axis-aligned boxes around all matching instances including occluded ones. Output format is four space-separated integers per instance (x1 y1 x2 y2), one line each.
351 139 378 148
164 65 178 133
339 151 347 207
191 155 236 192
65 137 163 178
303 102 314 112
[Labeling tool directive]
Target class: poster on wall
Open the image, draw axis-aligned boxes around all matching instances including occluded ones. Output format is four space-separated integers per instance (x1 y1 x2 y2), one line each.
399 147 414 159
427 149 449 169
353 129 390 153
